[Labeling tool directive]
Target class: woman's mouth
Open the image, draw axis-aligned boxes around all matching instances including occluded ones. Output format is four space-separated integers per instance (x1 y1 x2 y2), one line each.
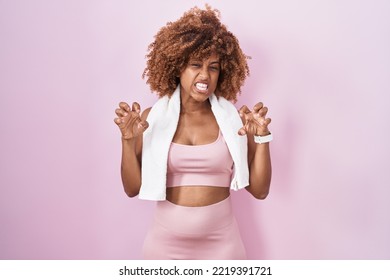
195 82 208 93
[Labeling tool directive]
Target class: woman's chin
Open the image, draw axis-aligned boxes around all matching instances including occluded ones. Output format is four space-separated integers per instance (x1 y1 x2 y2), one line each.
191 92 210 103
192 87 212 99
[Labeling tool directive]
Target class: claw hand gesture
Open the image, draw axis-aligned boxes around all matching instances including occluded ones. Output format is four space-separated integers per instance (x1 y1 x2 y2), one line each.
238 102 271 136
114 102 149 140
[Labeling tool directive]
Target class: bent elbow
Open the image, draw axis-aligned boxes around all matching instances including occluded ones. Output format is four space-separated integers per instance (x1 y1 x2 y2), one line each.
246 184 270 200
126 192 138 198
254 191 269 200
124 188 139 198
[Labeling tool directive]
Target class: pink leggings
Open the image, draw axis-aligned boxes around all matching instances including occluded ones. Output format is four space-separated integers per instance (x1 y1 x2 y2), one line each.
142 196 247 260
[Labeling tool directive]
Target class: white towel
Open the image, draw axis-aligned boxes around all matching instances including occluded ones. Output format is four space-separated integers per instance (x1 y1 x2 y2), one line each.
139 85 249 201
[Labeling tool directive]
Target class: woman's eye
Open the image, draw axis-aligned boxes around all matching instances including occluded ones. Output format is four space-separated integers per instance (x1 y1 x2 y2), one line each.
210 67 219 71
191 63 201 67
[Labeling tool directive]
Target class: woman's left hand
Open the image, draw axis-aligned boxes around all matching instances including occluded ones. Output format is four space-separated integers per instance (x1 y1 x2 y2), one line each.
238 102 271 136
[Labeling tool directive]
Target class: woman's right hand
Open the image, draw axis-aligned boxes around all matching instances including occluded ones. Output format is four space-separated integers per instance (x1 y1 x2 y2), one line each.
114 102 149 140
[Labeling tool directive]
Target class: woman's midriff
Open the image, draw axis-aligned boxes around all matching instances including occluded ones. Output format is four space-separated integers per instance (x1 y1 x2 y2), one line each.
166 186 230 207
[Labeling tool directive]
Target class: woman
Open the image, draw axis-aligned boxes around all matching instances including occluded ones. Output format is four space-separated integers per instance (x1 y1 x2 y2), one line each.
114 6 272 259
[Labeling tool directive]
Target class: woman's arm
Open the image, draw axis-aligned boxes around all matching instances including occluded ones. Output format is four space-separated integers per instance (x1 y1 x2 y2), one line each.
120 136 142 197
238 103 272 199
246 135 272 199
114 102 150 197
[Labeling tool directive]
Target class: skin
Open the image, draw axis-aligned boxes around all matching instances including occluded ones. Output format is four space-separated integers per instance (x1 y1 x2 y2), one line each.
114 53 272 206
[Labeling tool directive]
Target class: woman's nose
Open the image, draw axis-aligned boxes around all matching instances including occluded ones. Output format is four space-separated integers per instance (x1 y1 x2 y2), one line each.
199 66 210 79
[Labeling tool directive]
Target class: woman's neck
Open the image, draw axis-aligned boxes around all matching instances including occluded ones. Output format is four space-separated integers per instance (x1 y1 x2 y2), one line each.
180 95 211 114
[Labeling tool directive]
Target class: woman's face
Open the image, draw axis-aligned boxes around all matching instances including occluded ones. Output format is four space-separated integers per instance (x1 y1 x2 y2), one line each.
179 53 220 102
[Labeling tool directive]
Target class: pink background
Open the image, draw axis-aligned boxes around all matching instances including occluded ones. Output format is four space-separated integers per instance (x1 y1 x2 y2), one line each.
1 0 389 259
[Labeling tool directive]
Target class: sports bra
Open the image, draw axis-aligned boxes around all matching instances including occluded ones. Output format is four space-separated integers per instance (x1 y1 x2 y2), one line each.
166 131 234 188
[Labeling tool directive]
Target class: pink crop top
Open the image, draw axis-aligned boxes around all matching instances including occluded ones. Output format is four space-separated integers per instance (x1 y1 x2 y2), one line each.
166 131 234 187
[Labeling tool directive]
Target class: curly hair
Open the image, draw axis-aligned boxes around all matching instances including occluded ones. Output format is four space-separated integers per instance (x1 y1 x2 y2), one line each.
142 5 250 102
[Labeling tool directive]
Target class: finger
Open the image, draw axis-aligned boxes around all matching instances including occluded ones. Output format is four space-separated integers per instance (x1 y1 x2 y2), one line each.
257 118 271 127
256 106 268 118
119 102 130 112
237 127 247 136
264 118 272 126
253 102 263 113
114 118 122 125
115 108 128 117
132 102 141 114
238 105 251 117
138 120 149 130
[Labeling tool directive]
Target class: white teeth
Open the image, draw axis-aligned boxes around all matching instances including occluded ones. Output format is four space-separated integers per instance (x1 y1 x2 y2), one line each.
195 83 208 91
